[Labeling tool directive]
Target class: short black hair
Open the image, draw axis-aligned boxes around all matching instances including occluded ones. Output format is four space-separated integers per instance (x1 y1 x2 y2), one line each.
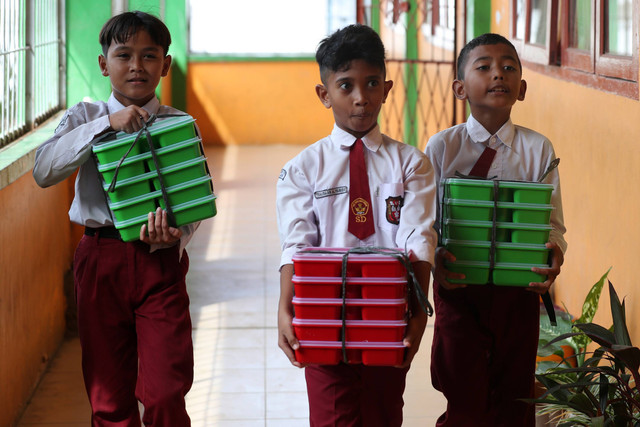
99 11 171 56
316 24 386 84
457 33 521 79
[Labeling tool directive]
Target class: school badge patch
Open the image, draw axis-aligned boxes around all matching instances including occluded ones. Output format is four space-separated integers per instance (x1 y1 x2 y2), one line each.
351 197 370 222
385 196 403 225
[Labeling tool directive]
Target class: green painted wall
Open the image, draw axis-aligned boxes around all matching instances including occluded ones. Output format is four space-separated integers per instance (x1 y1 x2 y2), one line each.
65 0 111 106
467 0 491 40
165 0 188 111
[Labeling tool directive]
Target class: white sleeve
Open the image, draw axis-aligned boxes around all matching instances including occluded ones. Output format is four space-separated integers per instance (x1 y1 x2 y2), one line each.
33 106 111 188
276 162 319 267
396 150 438 265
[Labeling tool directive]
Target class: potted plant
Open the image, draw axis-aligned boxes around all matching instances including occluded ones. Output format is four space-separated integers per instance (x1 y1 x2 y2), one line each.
532 274 640 426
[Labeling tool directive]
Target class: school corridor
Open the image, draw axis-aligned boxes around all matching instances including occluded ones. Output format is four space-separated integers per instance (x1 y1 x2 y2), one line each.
15 144 446 427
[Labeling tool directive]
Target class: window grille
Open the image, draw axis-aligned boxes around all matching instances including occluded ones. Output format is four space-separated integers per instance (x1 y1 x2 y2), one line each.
0 0 63 148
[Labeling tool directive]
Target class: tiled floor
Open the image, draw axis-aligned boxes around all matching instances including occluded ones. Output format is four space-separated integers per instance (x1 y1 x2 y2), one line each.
17 145 446 426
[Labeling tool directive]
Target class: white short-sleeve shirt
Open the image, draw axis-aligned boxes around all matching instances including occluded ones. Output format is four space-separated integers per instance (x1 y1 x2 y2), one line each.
277 124 438 267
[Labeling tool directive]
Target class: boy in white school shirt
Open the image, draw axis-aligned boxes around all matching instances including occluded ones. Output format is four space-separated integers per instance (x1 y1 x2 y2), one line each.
276 24 438 426
33 11 198 426
425 33 567 427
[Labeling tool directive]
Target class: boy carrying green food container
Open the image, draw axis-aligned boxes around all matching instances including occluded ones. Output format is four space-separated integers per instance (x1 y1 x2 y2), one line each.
424 33 567 427
32 11 210 426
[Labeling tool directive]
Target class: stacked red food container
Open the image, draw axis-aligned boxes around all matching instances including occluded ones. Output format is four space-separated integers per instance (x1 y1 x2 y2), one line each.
291 247 409 366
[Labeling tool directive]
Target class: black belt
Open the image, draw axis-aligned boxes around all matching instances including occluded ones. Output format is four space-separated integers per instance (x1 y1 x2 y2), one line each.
84 226 122 240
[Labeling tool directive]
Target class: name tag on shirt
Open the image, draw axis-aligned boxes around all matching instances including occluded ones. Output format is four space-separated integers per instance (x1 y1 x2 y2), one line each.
314 186 347 199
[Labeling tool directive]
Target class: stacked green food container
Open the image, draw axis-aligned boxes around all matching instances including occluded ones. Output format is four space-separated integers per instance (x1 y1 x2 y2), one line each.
442 178 554 286
92 115 217 242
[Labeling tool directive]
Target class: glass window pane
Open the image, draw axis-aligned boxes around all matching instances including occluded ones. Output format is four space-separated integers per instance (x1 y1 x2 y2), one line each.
605 0 632 56
515 0 525 39
529 0 548 46
438 0 454 29
569 0 591 50
189 0 355 56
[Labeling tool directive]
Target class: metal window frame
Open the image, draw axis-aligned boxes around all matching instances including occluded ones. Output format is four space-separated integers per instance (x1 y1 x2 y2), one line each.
0 0 64 148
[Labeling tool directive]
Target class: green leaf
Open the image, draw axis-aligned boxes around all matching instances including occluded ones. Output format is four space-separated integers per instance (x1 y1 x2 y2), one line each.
571 269 611 365
575 323 616 348
599 373 609 416
608 281 632 347
577 268 611 325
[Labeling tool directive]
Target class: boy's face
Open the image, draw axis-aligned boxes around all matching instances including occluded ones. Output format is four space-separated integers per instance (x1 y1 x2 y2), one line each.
98 30 171 107
316 59 393 139
453 43 526 117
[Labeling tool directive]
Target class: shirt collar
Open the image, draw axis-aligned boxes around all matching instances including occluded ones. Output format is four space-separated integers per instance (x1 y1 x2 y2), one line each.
466 114 515 149
107 93 161 115
331 123 383 152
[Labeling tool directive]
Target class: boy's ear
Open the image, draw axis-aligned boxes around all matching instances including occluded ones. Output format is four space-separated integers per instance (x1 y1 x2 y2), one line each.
452 79 467 101
382 80 394 103
98 55 109 76
517 79 527 101
161 55 172 77
316 84 331 109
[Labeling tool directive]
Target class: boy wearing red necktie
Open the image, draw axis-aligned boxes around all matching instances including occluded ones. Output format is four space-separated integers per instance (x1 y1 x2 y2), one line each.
425 33 567 426
276 24 438 426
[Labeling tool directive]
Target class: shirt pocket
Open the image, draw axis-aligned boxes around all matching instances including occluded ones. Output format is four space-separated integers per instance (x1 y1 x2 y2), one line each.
376 182 405 232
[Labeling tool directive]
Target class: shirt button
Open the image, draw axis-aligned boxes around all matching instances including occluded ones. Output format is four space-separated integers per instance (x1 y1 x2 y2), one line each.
490 136 496 144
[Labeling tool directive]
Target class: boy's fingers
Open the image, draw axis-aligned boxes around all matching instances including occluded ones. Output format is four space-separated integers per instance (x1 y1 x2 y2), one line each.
278 332 302 368
147 211 156 237
139 224 148 242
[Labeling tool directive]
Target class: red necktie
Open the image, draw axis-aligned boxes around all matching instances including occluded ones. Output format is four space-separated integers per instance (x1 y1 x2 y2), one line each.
348 139 375 240
468 145 497 178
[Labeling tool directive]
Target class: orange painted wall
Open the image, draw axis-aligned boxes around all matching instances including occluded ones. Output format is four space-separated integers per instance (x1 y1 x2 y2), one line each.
490 1 640 345
0 172 73 426
187 61 335 145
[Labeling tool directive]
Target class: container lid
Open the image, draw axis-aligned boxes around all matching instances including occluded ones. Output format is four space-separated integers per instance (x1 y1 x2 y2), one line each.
446 260 550 270
494 262 550 270
96 137 202 171
292 297 406 306
158 155 208 174
444 177 554 191
292 275 406 284
298 340 406 349
112 194 217 228
171 194 217 213
496 221 552 231
495 180 554 190
95 115 196 148
143 115 195 134
293 247 407 263
445 198 554 211
103 163 211 196
292 318 406 327
443 238 549 250
443 178 494 187
102 169 159 191
444 218 494 228
109 189 162 210
165 175 212 193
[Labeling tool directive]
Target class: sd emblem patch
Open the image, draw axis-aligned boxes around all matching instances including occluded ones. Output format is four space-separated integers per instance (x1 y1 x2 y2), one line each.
385 196 403 225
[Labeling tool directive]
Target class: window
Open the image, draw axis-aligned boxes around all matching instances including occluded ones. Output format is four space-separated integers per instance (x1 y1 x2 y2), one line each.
511 0 558 64
189 0 355 56
0 0 63 148
421 0 455 47
511 0 639 99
